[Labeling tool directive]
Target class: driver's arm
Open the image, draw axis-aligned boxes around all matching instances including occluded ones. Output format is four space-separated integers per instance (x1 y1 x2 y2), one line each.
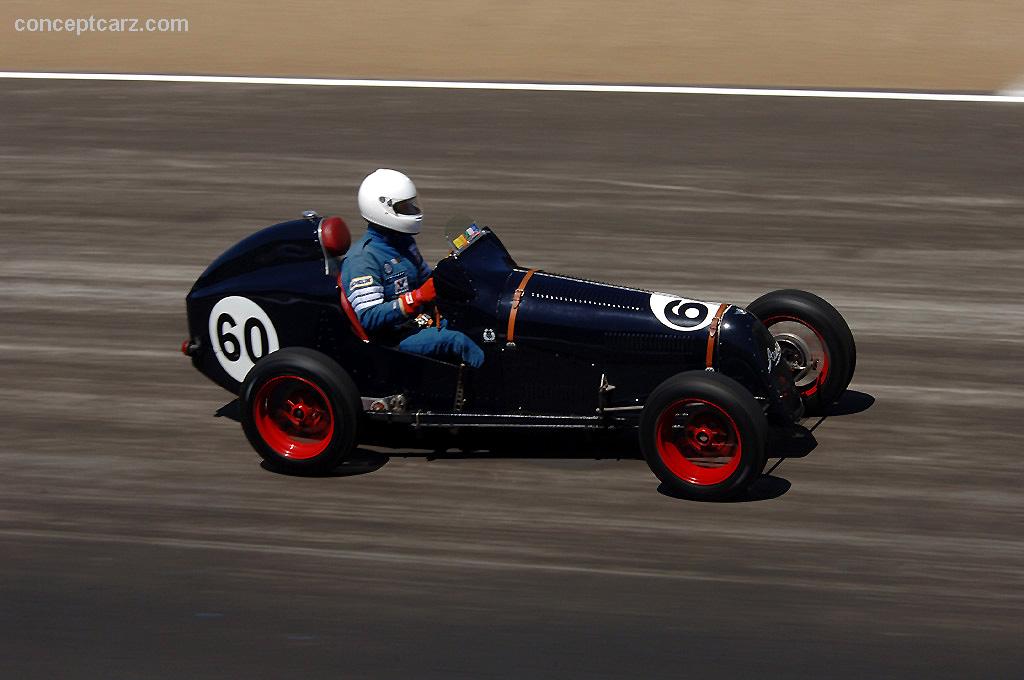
341 256 407 333
345 277 405 332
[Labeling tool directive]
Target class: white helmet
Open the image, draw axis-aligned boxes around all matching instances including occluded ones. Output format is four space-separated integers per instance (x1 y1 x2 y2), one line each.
357 169 423 234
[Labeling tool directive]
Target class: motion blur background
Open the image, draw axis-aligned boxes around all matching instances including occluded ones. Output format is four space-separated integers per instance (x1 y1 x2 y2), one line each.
2 2 1022 679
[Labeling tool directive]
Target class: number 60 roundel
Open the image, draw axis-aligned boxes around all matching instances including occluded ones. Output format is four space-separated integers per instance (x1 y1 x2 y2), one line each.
208 296 280 382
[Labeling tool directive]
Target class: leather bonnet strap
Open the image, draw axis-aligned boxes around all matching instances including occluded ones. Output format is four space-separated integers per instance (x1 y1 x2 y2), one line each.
506 269 538 346
704 304 728 369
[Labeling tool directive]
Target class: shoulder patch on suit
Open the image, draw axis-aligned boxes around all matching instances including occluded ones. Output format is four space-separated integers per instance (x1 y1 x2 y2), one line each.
349 275 374 290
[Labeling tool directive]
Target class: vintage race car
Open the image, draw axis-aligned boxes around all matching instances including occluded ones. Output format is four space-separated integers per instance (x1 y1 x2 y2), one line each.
183 212 856 500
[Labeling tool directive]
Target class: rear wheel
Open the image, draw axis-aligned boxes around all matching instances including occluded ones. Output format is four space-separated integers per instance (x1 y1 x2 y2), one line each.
747 289 856 415
240 348 361 473
640 371 767 500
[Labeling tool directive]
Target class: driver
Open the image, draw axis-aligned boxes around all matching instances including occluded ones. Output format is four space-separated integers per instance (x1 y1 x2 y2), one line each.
341 169 485 368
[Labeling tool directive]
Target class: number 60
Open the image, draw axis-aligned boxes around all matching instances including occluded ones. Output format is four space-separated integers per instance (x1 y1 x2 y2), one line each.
217 313 270 363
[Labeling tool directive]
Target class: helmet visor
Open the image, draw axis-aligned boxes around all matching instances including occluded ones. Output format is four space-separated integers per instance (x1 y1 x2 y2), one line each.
393 197 421 216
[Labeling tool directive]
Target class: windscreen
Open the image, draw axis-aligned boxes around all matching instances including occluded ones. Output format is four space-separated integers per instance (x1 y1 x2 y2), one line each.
444 215 485 252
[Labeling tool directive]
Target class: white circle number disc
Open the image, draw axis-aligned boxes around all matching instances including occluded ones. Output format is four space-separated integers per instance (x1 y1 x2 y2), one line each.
208 296 280 382
649 293 722 332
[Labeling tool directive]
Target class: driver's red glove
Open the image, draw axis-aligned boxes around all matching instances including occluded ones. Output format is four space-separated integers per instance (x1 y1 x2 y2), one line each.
399 278 436 314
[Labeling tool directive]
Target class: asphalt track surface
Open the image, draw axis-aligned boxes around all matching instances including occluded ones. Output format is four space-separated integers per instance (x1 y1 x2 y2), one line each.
2 81 1022 678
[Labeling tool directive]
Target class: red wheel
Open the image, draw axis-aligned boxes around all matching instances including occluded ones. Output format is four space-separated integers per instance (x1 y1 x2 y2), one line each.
641 371 766 500
252 375 334 460
654 399 743 486
240 348 361 472
760 315 830 400
747 290 855 415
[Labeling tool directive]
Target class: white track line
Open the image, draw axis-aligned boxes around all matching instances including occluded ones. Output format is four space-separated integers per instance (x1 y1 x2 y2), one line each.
2 71 1024 103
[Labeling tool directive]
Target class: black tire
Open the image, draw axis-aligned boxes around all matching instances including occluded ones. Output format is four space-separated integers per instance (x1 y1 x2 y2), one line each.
746 289 856 415
240 347 361 473
640 371 768 501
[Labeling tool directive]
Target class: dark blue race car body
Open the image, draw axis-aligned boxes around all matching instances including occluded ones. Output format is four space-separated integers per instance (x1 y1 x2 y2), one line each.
184 212 803 434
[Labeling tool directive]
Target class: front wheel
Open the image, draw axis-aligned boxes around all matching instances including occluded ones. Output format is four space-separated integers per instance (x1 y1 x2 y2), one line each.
747 289 856 416
240 348 361 473
640 371 768 501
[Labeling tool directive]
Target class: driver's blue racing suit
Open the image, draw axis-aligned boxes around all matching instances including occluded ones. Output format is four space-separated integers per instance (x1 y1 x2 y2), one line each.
341 224 484 367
